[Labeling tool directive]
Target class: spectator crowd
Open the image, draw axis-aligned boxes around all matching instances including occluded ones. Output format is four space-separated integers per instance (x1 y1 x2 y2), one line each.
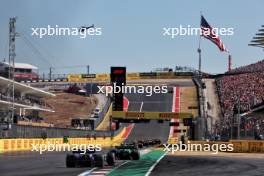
216 59 264 120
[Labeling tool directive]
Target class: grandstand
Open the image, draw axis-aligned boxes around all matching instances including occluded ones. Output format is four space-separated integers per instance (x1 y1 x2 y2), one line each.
215 59 264 139
0 75 55 128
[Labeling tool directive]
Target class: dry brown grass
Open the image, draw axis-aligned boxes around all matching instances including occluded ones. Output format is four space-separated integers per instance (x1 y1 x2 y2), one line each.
40 93 97 128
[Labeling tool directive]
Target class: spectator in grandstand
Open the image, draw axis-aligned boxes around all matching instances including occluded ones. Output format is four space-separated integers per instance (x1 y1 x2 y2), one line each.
216 72 264 121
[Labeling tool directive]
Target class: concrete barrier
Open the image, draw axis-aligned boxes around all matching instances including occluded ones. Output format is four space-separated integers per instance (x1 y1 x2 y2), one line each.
0 125 129 153
96 103 112 131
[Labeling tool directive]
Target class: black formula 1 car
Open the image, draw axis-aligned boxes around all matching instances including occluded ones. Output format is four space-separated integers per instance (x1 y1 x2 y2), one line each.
108 144 140 160
137 140 144 148
66 149 115 168
132 139 162 148
141 139 161 147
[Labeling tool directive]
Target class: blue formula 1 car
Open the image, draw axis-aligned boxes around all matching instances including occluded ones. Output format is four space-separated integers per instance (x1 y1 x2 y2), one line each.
66 149 115 168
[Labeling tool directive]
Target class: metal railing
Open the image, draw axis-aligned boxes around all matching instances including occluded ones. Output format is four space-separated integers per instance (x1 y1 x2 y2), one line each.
0 124 113 139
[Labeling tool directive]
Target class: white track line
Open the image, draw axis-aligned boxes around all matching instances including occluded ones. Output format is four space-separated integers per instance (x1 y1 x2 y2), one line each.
107 161 129 175
107 149 152 175
78 167 97 176
140 101 144 112
145 152 168 176
170 87 176 137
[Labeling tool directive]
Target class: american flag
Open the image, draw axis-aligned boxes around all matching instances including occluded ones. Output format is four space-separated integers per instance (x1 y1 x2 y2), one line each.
201 15 228 52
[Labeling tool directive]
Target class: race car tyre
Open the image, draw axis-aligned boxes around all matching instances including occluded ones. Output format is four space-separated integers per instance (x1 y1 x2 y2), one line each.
119 151 131 160
66 155 76 168
106 152 115 166
131 151 140 160
109 149 118 157
85 155 95 167
94 154 104 167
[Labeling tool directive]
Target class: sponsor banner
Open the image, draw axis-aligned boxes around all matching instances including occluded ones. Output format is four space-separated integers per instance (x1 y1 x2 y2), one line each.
96 74 110 79
0 133 127 152
139 72 157 77
190 140 264 153
81 74 96 78
67 74 82 82
112 111 192 120
67 72 194 82
230 141 243 152
126 73 139 80
174 72 194 76
159 112 180 118
67 74 81 79
248 141 264 153
125 112 145 118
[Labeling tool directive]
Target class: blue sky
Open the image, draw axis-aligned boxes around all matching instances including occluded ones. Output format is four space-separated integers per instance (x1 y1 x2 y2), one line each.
0 0 263 74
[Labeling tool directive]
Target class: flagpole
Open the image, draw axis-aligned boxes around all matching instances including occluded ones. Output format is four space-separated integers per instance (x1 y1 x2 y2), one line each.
198 12 202 78
198 35 202 77
197 12 207 140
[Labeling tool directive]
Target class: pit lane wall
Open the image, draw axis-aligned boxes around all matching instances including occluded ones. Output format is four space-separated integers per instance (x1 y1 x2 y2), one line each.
0 125 132 153
190 140 264 153
67 72 194 82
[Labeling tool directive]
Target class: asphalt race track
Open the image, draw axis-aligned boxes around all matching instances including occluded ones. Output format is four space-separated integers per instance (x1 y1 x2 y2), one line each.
0 151 88 176
150 152 264 176
1 84 264 176
125 89 173 143
0 85 174 176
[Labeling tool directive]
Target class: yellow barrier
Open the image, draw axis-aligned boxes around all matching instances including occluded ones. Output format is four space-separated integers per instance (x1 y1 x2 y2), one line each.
0 138 63 152
0 115 130 153
67 72 192 82
248 141 264 153
112 111 193 120
189 140 264 153
96 103 112 131
126 73 140 80
167 138 178 144
17 121 54 127
0 130 127 153
0 140 3 153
